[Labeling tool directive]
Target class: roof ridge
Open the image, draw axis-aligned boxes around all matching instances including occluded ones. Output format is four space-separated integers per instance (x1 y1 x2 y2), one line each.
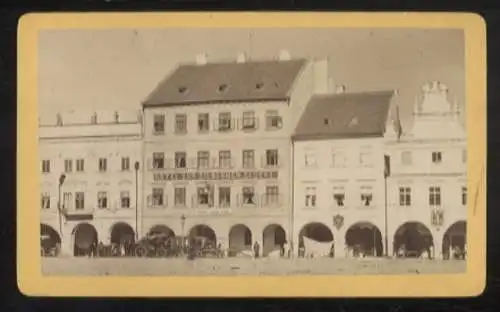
311 89 395 100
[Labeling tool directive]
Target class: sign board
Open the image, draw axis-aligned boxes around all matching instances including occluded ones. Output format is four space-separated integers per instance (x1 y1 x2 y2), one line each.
153 170 279 182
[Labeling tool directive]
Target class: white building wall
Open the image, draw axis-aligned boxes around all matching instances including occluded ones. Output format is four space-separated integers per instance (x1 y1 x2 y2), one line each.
39 112 143 256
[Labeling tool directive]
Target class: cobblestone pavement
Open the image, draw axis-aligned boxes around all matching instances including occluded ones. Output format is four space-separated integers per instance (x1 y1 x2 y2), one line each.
42 257 466 276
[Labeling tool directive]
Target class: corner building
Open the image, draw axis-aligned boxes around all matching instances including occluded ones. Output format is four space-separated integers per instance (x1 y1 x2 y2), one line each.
292 90 395 258
39 111 143 256
385 81 467 259
140 52 330 256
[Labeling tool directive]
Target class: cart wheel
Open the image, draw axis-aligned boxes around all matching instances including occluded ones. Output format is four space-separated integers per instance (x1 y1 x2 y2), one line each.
135 245 148 257
156 247 167 257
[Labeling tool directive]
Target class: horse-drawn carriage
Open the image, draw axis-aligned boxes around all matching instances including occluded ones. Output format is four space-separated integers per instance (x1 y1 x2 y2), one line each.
134 233 186 258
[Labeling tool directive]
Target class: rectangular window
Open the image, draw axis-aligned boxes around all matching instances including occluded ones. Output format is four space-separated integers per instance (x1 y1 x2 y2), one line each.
152 188 164 207
219 150 232 168
97 191 108 209
98 158 107 172
462 186 467 206
198 113 209 132
41 193 50 209
76 159 85 172
359 151 373 167
242 111 256 130
401 151 412 165
175 114 187 134
197 187 210 206
174 187 186 207
429 186 441 206
304 151 317 167
242 187 256 205
75 192 85 210
218 112 232 131
175 152 187 168
41 160 50 173
332 151 346 167
197 151 210 169
305 187 316 207
399 187 412 206
121 157 130 171
219 187 231 208
266 149 279 167
120 191 130 208
333 187 345 207
64 159 73 173
266 110 282 129
432 152 442 164
153 152 165 169
360 186 373 206
242 150 254 169
265 186 279 206
153 114 165 134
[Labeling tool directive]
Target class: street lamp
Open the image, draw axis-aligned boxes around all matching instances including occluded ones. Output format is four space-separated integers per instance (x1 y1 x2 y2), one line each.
180 214 186 254
57 173 66 237
134 161 140 241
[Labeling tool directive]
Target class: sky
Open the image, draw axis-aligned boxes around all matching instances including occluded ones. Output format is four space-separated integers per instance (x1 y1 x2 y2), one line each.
38 28 465 128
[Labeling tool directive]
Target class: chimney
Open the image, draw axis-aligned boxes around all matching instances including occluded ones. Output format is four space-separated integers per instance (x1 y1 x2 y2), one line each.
196 53 208 65
336 85 346 94
237 52 247 63
279 50 291 61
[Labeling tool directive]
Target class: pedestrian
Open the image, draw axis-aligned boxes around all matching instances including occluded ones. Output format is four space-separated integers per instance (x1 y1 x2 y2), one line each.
282 240 289 258
253 241 260 259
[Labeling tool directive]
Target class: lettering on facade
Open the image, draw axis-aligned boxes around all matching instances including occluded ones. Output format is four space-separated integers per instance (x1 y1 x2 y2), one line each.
153 170 279 182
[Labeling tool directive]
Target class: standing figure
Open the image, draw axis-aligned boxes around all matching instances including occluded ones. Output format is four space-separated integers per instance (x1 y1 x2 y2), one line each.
253 241 260 259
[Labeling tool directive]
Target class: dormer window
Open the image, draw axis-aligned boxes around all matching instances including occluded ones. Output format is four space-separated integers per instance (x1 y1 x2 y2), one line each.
324 118 330 125
432 152 442 164
178 86 188 94
273 82 280 88
255 82 264 90
218 84 229 93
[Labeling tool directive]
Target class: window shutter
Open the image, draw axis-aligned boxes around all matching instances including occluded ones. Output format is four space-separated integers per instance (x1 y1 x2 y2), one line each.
255 116 260 130
147 194 152 207
213 118 219 132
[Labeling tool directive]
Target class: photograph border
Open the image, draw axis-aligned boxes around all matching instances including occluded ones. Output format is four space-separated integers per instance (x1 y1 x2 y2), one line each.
17 12 486 297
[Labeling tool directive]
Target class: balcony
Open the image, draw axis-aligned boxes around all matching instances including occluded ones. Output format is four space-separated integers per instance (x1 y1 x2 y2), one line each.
62 206 95 221
147 156 281 172
145 193 285 212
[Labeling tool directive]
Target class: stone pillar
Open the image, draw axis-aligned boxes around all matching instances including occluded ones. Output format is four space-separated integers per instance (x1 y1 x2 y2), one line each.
334 230 346 258
60 233 73 257
384 234 394 258
433 230 444 260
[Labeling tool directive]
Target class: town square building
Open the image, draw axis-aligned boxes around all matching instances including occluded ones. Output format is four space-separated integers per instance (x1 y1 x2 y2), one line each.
139 51 331 256
385 81 467 259
39 110 143 256
291 89 396 258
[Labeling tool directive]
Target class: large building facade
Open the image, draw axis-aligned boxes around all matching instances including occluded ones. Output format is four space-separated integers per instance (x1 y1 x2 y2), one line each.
292 89 395 258
39 111 143 256
385 81 467 259
139 52 330 256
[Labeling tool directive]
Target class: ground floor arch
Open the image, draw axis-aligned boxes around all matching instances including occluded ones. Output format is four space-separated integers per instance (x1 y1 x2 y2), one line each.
189 224 217 243
393 221 433 258
228 224 252 256
262 224 286 257
110 222 136 245
40 223 61 256
443 221 467 260
345 222 383 257
298 222 334 258
72 222 98 257
148 224 175 238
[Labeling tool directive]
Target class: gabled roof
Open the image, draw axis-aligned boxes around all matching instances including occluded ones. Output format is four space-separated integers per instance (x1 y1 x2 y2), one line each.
142 59 307 107
292 90 394 141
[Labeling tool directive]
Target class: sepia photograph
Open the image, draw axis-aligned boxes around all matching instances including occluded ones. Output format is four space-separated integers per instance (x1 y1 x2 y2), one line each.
18 12 486 297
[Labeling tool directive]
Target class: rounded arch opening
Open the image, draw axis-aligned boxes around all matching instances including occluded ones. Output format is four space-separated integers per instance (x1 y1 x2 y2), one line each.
228 224 252 256
148 225 175 238
40 224 61 256
189 224 217 243
345 222 383 257
393 222 433 258
72 223 98 257
262 224 286 257
298 222 334 258
443 221 467 260
110 222 136 245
